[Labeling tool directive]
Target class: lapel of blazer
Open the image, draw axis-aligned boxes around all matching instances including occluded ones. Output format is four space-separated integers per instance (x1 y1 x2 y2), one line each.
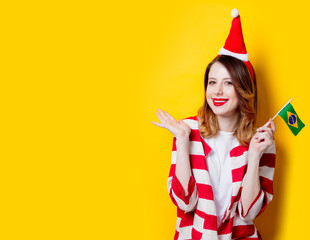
190 117 218 231
220 145 249 224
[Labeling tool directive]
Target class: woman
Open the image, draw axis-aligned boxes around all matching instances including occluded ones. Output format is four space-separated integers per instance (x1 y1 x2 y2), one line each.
152 55 276 239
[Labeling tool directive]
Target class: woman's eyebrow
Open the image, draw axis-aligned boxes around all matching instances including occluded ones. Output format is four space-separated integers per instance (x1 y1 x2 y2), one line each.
208 77 231 80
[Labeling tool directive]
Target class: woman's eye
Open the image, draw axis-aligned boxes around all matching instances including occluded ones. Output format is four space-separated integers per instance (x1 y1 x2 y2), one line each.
225 81 233 85
208 81 216 85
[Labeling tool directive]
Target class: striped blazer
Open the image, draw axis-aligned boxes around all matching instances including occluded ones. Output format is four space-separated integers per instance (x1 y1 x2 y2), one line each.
167 116 276 240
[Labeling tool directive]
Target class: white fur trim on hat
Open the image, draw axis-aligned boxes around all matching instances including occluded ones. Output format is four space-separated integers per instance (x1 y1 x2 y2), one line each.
219 47 249 62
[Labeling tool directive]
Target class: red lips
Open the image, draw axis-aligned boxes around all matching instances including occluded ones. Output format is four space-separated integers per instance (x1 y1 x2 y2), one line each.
212 98 229 106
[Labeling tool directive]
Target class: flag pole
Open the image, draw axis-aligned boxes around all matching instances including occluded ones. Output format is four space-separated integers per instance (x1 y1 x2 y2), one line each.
263 98 293 127
272 98 293 120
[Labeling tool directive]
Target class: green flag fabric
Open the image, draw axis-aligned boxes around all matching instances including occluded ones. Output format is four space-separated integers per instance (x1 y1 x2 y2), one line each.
278 103 305 136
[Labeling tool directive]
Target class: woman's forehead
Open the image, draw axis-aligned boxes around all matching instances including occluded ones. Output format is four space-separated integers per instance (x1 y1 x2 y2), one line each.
208 62 231 79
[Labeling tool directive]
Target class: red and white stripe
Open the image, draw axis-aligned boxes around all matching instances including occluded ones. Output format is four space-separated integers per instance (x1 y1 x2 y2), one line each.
167 116 276 240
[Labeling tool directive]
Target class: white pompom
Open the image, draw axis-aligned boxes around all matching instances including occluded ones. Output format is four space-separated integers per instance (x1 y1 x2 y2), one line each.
231 8 239 18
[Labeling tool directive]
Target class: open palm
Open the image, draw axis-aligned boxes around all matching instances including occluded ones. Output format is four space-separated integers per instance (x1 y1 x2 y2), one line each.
152 109 191 139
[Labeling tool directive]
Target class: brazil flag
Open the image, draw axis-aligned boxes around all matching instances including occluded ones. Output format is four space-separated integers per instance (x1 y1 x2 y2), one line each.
278 103 305 136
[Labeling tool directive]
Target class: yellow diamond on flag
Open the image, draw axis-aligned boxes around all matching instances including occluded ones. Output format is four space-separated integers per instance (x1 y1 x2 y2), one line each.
287 111 298 128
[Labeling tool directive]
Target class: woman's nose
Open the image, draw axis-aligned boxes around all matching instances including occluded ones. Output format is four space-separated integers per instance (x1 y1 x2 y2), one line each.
215 84 223 95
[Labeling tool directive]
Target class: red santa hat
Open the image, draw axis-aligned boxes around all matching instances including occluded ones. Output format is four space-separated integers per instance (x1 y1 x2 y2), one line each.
219 9 255 81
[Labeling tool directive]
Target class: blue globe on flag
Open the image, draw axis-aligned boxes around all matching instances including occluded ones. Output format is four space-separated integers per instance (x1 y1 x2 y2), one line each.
288 114 297 125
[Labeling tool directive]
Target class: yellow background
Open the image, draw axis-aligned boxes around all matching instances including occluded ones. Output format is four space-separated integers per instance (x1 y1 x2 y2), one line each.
1 0 309 239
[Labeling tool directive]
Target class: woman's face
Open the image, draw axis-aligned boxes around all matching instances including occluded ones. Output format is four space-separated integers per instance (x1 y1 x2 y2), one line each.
206 62 239 118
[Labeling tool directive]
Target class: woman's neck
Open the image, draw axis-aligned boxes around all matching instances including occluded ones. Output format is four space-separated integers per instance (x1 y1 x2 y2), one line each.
217 114 239 132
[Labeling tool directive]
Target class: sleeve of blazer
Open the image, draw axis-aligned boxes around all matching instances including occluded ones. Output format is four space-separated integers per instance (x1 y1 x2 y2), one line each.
238 142 276 221
167 137 198 212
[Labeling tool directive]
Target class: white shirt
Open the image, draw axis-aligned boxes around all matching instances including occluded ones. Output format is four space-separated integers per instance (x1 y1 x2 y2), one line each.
203 131 239 227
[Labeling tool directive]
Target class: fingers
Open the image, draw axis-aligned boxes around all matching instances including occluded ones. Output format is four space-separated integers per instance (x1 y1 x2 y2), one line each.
155 112 167 127
257 126 273 138
154 109 182 134
251 119 275 154
162 110 176 122
257 119 276 134
254 125 273 139
156 109 168 122
156 109 178 124
256 131 271 142
254 132 274 150
257 123 270 132
270 119 276 132
153 110 192 139
152 121 165 128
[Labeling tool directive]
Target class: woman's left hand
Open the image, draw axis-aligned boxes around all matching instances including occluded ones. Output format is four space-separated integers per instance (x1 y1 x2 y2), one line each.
248 119 276 158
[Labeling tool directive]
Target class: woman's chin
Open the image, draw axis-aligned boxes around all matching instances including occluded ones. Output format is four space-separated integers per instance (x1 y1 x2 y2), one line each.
212 109 239 118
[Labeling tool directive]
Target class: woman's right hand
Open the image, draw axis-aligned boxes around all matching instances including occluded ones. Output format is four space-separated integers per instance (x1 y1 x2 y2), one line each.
152 109 191 141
